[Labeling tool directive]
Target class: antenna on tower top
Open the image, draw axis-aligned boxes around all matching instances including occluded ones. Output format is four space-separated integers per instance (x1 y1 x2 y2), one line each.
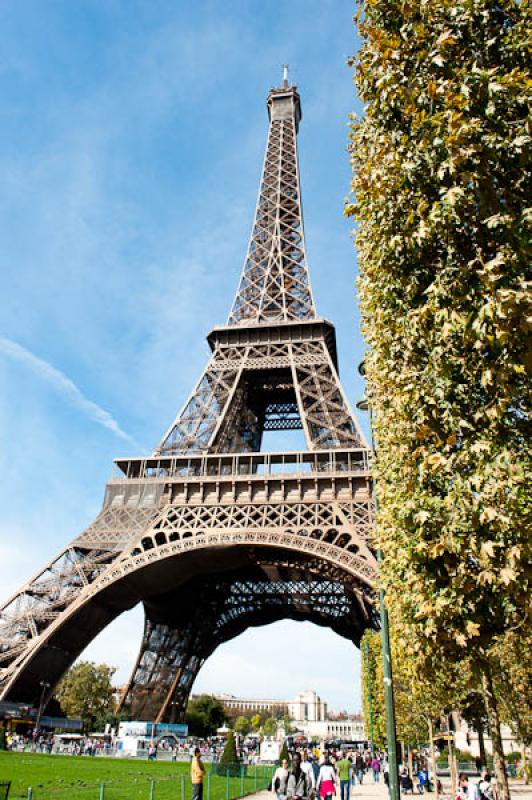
282 64 289 88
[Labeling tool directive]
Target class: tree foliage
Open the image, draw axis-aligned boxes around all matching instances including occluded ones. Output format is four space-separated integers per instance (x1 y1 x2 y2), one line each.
282 715 295 735
219 730 239 765
360 631 386 748
55 661 115 728
263 717 278 736
185 695 226 738
361 628 464 749
234 715 251 736
492 630 532 746
348 0 530 795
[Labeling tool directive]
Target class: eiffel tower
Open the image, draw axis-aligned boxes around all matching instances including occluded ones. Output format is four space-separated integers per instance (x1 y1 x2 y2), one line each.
0 70 378 723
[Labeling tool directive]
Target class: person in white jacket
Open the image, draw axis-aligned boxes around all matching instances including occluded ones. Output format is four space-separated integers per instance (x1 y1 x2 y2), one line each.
301 750 317 790
272 758 290 800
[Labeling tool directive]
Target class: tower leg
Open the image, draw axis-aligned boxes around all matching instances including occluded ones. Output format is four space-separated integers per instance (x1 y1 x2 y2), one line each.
119 616 207 722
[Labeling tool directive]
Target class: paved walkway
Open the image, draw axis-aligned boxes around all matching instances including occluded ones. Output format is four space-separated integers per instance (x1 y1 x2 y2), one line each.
242 779 532 800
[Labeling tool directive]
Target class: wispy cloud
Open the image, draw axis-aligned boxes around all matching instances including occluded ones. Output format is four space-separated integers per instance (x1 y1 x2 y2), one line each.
0 337 136 445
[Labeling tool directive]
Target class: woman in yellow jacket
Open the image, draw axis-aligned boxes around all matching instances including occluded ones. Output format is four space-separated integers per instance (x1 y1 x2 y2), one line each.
191 747 206 800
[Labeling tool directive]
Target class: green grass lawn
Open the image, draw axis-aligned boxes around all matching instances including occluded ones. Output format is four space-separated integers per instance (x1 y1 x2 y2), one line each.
0 752 273 800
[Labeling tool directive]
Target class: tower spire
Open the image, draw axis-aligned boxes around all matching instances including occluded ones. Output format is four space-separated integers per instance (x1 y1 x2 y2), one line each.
154 80 365 457
228 79 315 325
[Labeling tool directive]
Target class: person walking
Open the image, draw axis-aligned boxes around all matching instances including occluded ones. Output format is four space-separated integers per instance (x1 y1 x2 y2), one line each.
191 746 206 800
383 758 390 787
317 753 337 800
456 775 469 800
287 753 310 800
272 758 290 800
355 752 365 785
478 773 495 800
371 755 381 783
301 751 317 792
312 757 320 786
336 753 352 800
417 767 427 794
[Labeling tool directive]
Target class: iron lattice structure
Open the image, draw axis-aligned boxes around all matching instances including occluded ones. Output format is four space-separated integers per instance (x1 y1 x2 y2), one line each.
0 76 378 721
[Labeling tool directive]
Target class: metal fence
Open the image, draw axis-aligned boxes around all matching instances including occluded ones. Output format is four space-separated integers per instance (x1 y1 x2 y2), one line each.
21 765 274 800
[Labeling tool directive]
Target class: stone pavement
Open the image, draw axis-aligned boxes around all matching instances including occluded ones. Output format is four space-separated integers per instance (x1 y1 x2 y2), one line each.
241 778 532 800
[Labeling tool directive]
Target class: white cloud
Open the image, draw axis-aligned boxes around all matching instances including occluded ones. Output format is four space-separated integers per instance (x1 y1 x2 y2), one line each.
0 337 137 446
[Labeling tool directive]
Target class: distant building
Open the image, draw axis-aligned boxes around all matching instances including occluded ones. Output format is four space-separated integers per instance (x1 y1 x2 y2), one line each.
297 716 365 742
212 693 288 715
210 690 366 742
288 690 327 723
453 713 521 757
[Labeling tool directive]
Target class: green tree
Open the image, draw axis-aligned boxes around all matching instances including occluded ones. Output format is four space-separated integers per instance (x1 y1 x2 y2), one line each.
348 0 530 796
263 717 277 736
492 630 532 781
185 695 226 737
216 730 241 776
279 740 290 764
234 715 251 736
282 715 295 735
250 713 261 731
361 628 465 756
55 661 116 729
360 631 386 748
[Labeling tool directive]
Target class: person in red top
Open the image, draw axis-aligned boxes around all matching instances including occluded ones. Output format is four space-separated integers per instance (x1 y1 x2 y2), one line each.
317 753 337 800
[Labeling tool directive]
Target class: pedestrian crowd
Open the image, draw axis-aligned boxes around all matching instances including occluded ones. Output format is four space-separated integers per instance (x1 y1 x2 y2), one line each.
270 748 395 800
455 771 498 800
267 745 499 800
4 731 112 756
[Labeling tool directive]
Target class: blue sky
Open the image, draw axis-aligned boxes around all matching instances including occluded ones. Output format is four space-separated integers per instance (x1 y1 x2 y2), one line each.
0 0 369 712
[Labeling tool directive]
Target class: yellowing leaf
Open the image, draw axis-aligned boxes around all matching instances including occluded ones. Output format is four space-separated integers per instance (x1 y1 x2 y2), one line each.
500 567 516 585
466 621 480 637
481 541 495 558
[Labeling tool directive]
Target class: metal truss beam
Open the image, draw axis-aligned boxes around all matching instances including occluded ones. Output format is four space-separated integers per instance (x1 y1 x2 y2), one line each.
228 85 315 326
120 568 376 722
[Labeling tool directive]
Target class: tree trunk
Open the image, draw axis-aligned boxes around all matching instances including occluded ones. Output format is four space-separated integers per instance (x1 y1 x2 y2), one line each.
481 664 510 800
521 742 528 785
447 720 458 798
427 717 439 800
477 723 487 771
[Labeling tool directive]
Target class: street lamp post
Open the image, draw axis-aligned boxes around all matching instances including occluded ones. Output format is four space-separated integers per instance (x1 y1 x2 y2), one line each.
35 680 50 733
364 638 376 753
378 578 400 800
357 364 400 800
